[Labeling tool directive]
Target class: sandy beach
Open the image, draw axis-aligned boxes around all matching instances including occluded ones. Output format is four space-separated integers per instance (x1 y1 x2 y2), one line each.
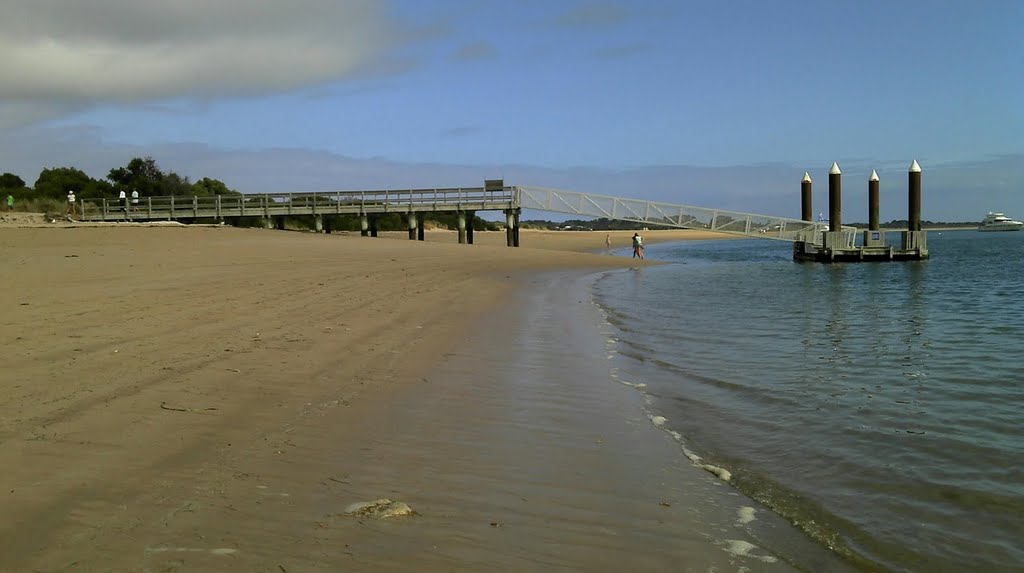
0 221 854 572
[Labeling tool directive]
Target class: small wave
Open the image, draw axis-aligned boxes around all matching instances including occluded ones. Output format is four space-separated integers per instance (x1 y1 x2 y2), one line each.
737 506 757 525
721 539 777 563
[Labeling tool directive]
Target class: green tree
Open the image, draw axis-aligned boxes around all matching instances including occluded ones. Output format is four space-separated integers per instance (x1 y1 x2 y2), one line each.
108 156 164 197
34 167 95 200
0 172 25 189
191 177 240 196
159 172 193 196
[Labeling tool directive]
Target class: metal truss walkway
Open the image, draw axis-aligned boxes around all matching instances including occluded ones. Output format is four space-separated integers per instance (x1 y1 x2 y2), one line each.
515 185 850 244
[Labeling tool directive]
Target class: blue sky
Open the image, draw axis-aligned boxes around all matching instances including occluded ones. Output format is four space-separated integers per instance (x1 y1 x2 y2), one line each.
1 0 1021 221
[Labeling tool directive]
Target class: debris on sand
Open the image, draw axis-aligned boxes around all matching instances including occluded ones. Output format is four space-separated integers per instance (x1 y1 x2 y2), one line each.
344 498 415 518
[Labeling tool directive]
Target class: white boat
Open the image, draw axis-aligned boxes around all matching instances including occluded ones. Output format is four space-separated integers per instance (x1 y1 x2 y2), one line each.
979 212 1024 232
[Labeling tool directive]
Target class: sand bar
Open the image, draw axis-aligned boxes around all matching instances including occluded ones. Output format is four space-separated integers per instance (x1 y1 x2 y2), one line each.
0 223 853 572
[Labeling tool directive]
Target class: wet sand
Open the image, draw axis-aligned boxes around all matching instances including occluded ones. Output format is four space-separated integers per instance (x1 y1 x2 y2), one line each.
0 223 852 571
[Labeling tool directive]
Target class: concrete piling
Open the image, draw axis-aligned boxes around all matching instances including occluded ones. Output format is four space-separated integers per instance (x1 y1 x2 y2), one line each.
828 162 842 232
908 160 922 232
902 160 927 256
506 210 515 247
862 170 885 249
407 212 417 240
801 172 812 222
513 210 520 247
457 212 467 244
369 216 378 237
417 213 425 241
868 170 880 231
360 214 369 237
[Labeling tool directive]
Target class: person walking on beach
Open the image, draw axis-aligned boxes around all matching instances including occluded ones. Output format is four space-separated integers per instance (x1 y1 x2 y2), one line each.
66 190 76 217
6 193 13 212
605 233 612 251
632 232 644 259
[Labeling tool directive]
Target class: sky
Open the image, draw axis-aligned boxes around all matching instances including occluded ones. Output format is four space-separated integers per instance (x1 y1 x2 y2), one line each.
1 0 1021 222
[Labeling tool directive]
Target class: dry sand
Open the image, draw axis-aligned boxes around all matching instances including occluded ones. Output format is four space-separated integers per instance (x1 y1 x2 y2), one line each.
0 220 852 572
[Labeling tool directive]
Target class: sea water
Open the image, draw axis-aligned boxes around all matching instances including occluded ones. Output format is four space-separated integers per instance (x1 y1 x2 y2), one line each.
593 231 1024 573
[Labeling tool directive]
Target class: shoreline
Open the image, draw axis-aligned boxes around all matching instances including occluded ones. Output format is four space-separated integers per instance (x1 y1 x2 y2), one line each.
0 225 850 571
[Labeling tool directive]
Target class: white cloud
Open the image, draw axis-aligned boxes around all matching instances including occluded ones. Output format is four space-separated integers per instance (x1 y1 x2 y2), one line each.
0 0 394 126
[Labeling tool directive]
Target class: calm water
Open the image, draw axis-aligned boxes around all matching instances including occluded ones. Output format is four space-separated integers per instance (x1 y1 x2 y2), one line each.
594 231 1024 573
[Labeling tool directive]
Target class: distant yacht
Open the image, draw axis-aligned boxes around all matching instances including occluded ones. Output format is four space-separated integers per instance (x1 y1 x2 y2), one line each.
978 212 1024 232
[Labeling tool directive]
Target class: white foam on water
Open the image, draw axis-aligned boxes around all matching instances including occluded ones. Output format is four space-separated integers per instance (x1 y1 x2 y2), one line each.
737 506 757 525
650 415 667 427
146 547 238 556
701 464 732 482
210 548 239 556
722 539 777 563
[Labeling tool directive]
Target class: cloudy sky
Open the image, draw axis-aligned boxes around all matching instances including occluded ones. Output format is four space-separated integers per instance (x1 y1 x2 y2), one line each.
1 0 1021 221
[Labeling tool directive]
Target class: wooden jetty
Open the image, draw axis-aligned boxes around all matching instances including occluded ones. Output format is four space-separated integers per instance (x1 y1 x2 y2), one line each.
78 179 522 246
792 161 928 263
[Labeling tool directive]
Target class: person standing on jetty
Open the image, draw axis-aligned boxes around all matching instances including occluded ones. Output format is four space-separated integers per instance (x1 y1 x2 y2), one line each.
632 232 644 259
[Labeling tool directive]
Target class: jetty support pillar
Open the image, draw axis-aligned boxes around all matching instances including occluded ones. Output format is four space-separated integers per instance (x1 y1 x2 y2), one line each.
369 216 378 238
314 214 323 233
407 212 417 240
801 171 812 222
902 160 928 257
505 210 514 246
863 170 885 248
458 212 467 244
821 162 846 252
505 209 521 247
417 213 425 241
466 210 475 245
828 162 842 232
360 214 369 237
513 209 520 247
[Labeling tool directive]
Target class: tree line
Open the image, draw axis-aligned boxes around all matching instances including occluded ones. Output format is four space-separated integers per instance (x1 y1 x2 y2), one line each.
0 156 238 203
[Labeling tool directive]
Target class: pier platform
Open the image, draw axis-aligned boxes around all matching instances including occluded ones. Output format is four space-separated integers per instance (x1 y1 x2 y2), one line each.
793 230 929 263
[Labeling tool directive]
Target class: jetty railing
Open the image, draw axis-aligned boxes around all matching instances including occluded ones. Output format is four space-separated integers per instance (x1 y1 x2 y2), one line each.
79 186 517 222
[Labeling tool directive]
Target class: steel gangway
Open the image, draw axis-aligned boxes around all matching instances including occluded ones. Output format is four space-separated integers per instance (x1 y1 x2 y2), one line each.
514 185 855 245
